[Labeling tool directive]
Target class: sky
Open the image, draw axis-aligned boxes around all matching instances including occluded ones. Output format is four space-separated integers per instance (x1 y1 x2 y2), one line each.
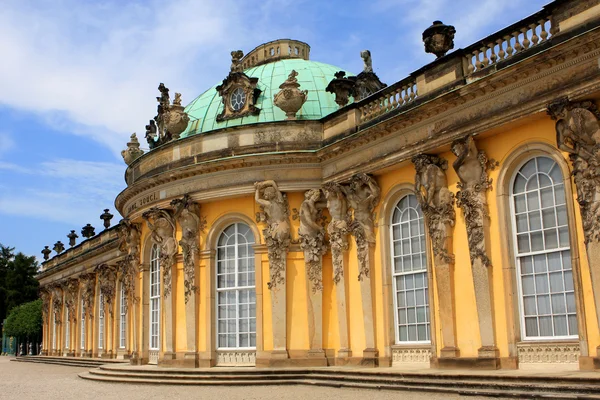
0 0 551 261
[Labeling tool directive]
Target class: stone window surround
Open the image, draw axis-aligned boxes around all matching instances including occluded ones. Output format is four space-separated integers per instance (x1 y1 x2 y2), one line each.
495 141 589 364
378 183 436 365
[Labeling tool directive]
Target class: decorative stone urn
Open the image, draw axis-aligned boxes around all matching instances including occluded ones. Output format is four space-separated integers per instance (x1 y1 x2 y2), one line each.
164 93 190 140
81 224 95 238
326 71 356 108
121 133 144 165
274 70 308 120
41 246 52 260
53 241 65 255
67 230 78 247
422 21 456 58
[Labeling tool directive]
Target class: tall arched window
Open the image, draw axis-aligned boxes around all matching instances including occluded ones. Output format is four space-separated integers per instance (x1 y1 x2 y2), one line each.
80 299 85 350
149 244 161 352
65 308 70 349
98 291 104 350
390 194 430 343
119 283 126 349
216 223 256 349
510 156 577 339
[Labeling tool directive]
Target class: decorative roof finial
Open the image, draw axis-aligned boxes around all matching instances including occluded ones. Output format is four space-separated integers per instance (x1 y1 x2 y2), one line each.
361 50 373 73
81 224 96 239
423 21 456 58
41 246 52 260
100 209 114 229
230 50 244 73
121 133 145 165
67 230 78 247
273 70 308 120
53 241 65 255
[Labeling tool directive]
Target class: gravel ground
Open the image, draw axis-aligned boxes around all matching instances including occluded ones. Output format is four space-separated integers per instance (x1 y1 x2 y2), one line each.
0 356 509 400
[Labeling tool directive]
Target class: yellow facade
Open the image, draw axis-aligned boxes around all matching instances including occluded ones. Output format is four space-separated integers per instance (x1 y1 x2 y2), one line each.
38 0 600 371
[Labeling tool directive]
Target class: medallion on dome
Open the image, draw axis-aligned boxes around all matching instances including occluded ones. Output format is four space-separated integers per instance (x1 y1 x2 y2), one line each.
215 50 262 122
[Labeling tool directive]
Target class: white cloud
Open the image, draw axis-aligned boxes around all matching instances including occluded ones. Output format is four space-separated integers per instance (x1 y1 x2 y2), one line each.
0 0 249 157
0 158 124 225
0 132 16 158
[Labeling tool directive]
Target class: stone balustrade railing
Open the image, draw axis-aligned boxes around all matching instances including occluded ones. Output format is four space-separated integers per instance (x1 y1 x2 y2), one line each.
358 77 418 124
465 10 555 75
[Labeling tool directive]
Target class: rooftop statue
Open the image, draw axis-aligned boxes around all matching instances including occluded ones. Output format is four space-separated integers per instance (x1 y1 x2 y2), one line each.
360 50 372 73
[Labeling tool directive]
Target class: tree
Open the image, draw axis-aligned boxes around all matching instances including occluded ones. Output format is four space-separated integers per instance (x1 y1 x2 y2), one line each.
4 299 42 340
0 244 15 323
0 244 39 323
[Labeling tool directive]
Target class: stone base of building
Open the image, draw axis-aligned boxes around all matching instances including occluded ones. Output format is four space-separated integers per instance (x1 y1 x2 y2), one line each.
158 352 200 368
256 349 328 367
101 351 114 359
129 352 148 365
434 355 502 370
576 356 600 370
334 348 380 367
66 351 75 357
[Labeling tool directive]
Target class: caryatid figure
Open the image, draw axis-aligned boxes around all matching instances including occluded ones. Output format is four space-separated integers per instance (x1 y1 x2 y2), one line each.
255 180 291 290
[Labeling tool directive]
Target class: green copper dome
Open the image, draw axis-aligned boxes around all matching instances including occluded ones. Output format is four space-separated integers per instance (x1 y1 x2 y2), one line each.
181 59 350 137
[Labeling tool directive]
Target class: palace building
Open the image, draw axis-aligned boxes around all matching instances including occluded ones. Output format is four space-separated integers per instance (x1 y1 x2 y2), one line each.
36 0 600 371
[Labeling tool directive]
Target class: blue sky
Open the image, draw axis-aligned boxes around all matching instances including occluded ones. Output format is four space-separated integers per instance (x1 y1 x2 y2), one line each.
0 0 550 260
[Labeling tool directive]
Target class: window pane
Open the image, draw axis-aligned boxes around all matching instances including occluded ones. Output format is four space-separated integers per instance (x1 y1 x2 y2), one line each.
390 195 430 343
216 223 256 350
511 157 576 340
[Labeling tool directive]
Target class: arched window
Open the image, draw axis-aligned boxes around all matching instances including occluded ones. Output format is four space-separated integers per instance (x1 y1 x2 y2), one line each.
216 223 256 349
149 244 161 351
390 194 430 343
80 299 85 350
119 283 126 349
65 308 70 349
510 156 577 339
98 291 104 349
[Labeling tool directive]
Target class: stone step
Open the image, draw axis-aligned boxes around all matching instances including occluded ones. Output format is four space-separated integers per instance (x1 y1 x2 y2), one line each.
79 371 600 399
13 359 107 368
88 368 600 395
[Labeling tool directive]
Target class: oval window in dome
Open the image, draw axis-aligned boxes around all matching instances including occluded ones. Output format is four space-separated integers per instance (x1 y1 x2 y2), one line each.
230 87 246 112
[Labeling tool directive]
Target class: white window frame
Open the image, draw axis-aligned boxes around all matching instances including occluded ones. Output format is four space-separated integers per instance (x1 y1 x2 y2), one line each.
390 194 431 344
98 291 104 349
119 283 126 349
80 299 85 350
149 244 161 351
52 318 57 350
65 308 70 349
216 223 256 350
509 156 577 341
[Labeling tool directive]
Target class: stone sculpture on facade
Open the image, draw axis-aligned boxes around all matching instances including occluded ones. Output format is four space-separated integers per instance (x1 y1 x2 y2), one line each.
230 50 244 73
452 136 497 266
143 207 177 298
41 246 51 260
422 21 456 58
323 183 351 285
171 195 205 303
412 153 459 359
63 278 79 324
116 218 142 310
96 264 117 317
361 50 373 73
39 288 50 324
216 54 261 122
325 71 356 108
80 273 96 319
121 133 145 165
53 241 65 255
255 180 291 289
548 98 600 243
548 97 600 351
451 136 499 360
81 224 95 239
67 230 78 248
146 83 190 149
298 189 327 293
355 51 386 100
274 70 308 120
323 182 352 359
412 154 455 263
342 173 380 280
50 284 63 325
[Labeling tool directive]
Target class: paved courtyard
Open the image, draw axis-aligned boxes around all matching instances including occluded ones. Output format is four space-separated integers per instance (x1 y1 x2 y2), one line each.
0 357 511 400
